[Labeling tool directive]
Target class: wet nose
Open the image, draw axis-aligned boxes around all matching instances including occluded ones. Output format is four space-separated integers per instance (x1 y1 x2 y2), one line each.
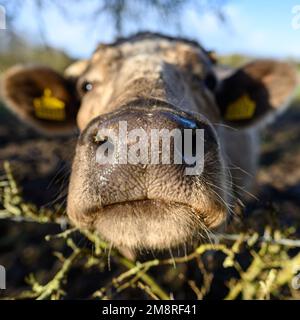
79 103 217 206
82 104 216 161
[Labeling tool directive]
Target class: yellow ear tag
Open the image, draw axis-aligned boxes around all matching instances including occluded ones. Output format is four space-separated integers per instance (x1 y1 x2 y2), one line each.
33 89 66 121
225 94 256 121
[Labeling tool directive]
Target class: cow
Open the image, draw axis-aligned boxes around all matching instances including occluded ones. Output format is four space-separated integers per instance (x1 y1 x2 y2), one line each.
0 33 298 256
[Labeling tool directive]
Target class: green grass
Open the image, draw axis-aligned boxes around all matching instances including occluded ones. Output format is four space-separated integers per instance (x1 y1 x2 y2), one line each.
0 38 73 74
1 162 300 300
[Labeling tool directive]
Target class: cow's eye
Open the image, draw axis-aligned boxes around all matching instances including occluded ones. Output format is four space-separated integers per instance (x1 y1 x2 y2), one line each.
204 73 217 91
81 81 94 94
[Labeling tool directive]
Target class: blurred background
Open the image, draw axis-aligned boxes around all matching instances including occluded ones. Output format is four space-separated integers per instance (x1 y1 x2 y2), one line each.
0 0 300 300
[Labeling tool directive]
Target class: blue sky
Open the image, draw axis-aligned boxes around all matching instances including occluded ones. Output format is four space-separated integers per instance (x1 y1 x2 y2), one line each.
3 0 300 59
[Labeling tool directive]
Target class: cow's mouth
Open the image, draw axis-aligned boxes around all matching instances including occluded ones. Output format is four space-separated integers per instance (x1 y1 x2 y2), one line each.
100 198 204 223
78 197 227 250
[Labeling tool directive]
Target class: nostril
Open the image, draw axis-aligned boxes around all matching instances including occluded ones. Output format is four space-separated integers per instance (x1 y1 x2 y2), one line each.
176 129 203 166
93 132 115 160
94 133 109 145
191 130 197 157
184 129 195 158
93 133 116 165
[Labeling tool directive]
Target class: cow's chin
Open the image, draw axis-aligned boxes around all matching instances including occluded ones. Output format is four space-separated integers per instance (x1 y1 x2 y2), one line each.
75 199 227 251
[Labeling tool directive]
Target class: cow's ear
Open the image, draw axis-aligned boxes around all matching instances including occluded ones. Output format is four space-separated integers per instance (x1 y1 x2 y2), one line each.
0 65 80 135
215 59 299 128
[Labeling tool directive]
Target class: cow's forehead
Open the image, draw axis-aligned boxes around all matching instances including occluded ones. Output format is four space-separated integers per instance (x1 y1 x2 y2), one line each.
92 34 212 65
116 38 199 55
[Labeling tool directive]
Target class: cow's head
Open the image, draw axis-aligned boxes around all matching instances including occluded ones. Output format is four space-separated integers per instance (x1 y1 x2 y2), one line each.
1 33 298 252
